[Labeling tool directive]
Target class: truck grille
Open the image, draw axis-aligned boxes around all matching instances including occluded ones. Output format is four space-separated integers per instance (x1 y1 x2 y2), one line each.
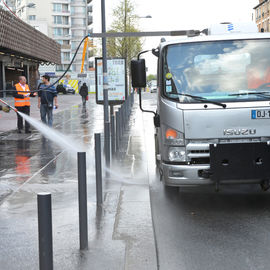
186 138 267 164
186 143 210 164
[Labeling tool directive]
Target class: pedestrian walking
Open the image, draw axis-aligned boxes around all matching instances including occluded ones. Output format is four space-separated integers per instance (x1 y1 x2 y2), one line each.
14 76 36 133
79 82 88 107
38 75 58 127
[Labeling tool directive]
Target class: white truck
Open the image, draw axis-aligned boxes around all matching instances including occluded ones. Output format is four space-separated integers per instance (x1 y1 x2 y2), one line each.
131 22 270 191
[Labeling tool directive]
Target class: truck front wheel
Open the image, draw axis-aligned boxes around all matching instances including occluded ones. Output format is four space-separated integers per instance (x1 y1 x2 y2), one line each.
260 180 270 191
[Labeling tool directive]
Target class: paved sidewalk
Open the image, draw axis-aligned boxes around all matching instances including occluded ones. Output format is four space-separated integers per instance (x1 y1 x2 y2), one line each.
0 94 157 270
0 94 83 133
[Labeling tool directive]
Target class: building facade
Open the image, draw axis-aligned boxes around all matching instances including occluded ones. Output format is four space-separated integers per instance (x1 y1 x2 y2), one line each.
15 0 93 75
254 0 270 32
0 9 60 96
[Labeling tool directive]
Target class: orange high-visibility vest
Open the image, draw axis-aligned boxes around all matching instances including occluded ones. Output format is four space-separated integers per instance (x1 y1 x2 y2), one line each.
247 67 270 89
14 83 31 107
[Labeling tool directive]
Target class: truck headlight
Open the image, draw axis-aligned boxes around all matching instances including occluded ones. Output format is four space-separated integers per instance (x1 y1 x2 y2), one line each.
168 147 186 162
165 128 184 146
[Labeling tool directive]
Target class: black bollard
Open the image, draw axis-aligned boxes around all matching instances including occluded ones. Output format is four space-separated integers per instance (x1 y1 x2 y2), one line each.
115 111 120 153
111 115 115 156
37 193 53 270
95 133 103 206
77 152 88 250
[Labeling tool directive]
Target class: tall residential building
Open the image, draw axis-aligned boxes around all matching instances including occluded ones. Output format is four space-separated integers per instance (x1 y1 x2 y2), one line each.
254 0 270 32
15 0 93 75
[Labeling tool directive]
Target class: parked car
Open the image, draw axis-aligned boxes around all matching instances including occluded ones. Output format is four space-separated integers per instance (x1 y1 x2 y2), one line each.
150 81 157 93
65 84 75 94
56 83 75 94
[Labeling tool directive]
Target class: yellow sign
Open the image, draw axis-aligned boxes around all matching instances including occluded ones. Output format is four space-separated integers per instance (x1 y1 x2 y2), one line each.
60 79 79 93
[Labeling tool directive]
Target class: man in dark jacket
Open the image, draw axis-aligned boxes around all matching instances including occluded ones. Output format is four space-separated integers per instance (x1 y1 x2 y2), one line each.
38 75 58 127
79 83 88 107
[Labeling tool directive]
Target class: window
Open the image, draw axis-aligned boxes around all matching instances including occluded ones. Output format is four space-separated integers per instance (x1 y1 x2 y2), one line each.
54 28 63 36
28 15 36 21
163 39 270 103
70 7 75 15
63 40 70 45
56 65 63 71
53 3 62 12
61 52 70 61
54 16 69 25
62 4 68 12
56 64 71 71
54 16 62 24
71 41 77 50
63 28 69 35
62 16 69 25
57 40 63 45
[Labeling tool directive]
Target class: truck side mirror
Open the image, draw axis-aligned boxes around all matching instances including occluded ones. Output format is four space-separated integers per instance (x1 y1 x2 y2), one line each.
131 59 146 88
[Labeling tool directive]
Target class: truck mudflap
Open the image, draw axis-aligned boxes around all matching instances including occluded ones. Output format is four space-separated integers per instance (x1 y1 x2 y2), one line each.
209 142 270 182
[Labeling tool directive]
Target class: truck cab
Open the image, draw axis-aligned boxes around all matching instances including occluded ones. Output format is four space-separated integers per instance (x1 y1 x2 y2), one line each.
131 22 270 190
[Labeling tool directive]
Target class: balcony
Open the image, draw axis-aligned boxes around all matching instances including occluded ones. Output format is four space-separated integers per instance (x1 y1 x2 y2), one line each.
61 44 71 50
88 15 93 25
61 59 71 64
87 5 92 13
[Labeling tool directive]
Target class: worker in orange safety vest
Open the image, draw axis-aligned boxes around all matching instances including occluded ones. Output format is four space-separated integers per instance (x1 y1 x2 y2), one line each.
247 57 270 89
14 76 36 133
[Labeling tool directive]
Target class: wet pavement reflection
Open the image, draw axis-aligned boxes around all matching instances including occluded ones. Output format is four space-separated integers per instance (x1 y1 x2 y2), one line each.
0 94 157 270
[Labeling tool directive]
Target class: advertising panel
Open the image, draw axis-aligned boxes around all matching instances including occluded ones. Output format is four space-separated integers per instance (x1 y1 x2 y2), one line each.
95 58 127 105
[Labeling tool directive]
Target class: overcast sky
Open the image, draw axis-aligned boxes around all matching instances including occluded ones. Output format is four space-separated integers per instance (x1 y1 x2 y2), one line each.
92 0 259 74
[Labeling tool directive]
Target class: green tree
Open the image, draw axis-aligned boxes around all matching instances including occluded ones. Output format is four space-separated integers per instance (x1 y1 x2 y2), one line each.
107 0 142 71
147 74 157 82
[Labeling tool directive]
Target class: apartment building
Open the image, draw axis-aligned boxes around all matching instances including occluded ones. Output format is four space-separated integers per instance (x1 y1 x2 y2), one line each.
254 0 270 32
15 0 93 75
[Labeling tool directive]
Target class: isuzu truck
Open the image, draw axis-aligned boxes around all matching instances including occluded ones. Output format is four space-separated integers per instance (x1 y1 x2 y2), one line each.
131 22 270 191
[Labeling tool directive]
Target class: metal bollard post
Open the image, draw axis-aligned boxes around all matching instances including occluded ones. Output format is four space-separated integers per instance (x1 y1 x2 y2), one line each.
38 193 53 270
95 133 103 206
77 152 88 250
115 111 120 153
111 115 115 156
105 122 111 177
120 106 124 135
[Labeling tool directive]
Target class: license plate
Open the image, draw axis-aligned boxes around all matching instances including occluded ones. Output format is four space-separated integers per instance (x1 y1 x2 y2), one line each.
251 109 270 119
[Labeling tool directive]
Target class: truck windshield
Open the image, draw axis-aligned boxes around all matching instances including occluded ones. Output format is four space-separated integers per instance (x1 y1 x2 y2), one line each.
163 39 270 103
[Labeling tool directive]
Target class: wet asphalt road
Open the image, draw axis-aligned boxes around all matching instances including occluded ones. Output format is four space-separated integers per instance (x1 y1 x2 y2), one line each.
142 92 270 270
2 92 270 269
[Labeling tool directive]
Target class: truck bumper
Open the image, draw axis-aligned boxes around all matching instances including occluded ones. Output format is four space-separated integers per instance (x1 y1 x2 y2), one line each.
162 163 213 186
